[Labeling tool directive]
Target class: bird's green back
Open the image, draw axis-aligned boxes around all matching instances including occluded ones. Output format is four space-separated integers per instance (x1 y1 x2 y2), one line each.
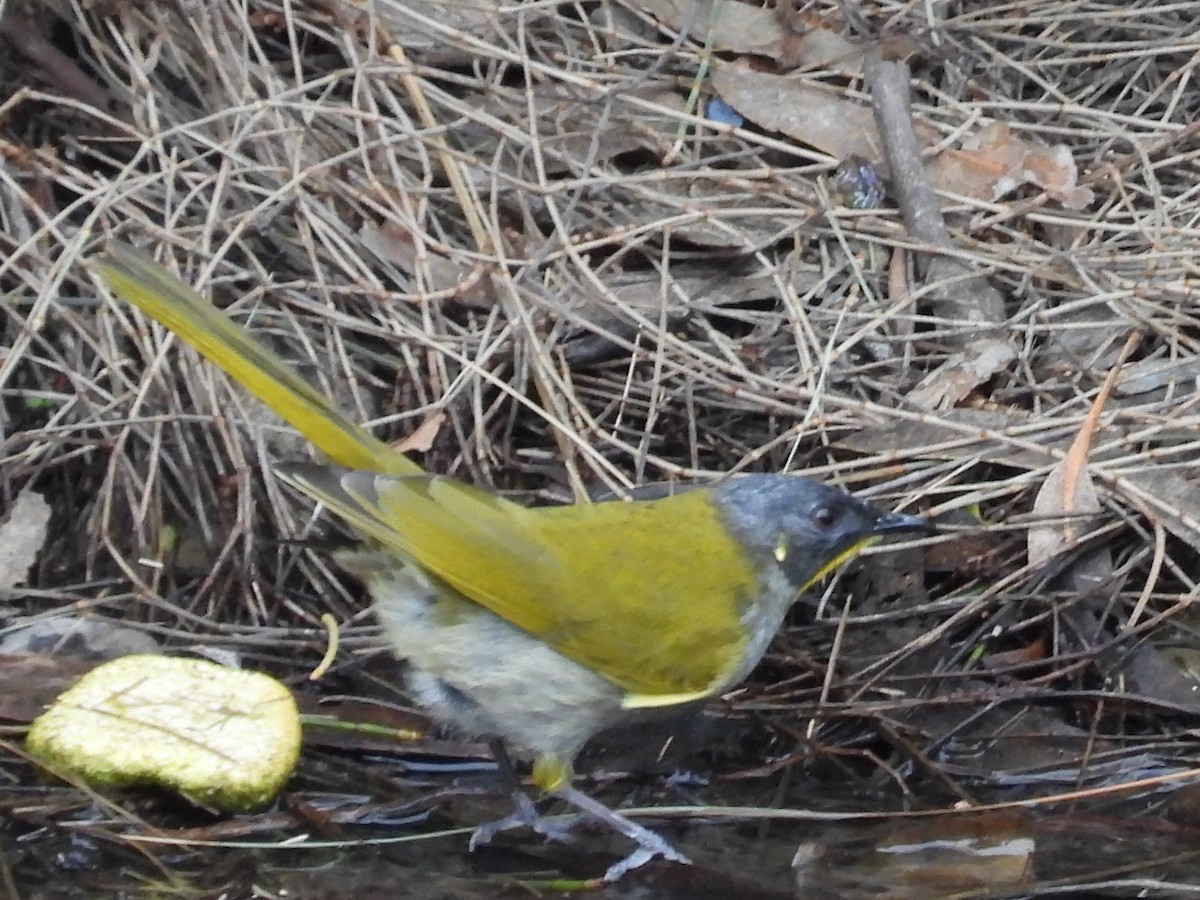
289 470 761 699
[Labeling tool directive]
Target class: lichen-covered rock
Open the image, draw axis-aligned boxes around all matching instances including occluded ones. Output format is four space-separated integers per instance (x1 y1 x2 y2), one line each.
28 654 300 811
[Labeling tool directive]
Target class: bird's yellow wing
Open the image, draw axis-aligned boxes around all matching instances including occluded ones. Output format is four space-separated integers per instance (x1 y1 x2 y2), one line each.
285 468 759 698
525 494 762 700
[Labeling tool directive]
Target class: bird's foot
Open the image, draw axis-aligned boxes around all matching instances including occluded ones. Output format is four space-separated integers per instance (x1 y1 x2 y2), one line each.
554 785 690 881
468 785 688 881
468 789 579 849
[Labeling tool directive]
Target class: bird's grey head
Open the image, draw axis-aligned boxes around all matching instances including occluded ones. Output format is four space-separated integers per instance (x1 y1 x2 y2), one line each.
713 475 926 591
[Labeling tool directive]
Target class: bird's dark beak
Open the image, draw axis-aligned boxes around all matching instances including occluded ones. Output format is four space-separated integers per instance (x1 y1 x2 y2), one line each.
871 510 932 536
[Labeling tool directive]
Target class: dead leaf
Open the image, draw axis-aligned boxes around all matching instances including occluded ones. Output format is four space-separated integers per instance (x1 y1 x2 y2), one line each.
1115 468 1200 555
713 64 1090 209
1028 462 1103 569
0 618 160 660
395 411 446 454
981 637 1049 669
1028 334 1140 569
795 811 1035 894
930 122 1094 210
875 814 1035 890
712 59 893 165
0 653 97 723
634 0 784 56
0 488 51 595
908 337 1016 410
634 0 863 73
1124 645 1200 712
1115 357 1200 397
779 26 864 75
359 220 490 306
339 0 552 60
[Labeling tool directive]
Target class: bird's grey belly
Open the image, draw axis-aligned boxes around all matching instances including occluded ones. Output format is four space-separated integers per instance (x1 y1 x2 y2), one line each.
342 549 626 763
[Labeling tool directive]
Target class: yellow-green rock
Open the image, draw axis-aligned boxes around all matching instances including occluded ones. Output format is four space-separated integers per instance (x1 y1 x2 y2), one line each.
27 654 301 811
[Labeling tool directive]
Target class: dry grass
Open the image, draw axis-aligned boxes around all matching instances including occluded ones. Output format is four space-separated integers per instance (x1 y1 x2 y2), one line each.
4 0 1200 814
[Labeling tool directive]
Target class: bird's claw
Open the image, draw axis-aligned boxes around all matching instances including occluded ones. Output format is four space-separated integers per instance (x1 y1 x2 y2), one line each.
602 834 690 882
468 790 579 848
554 785 690 880
467 782 690 882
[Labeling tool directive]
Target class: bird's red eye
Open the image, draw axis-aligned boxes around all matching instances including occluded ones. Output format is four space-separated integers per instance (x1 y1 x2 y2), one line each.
813 506 836 529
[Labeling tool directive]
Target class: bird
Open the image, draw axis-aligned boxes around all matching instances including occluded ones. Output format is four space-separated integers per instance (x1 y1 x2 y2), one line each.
94 242 928 879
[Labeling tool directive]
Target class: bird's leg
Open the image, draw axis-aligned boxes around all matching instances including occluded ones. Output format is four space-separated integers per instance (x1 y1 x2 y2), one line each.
552 784 690 880
468 741 690 881
468 740 579 848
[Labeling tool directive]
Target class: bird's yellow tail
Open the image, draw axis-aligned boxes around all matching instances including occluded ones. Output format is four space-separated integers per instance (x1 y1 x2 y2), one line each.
94 243 419 476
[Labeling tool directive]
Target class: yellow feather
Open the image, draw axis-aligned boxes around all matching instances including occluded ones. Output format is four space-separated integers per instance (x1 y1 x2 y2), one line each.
289 470 760 698
95 245 418 477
